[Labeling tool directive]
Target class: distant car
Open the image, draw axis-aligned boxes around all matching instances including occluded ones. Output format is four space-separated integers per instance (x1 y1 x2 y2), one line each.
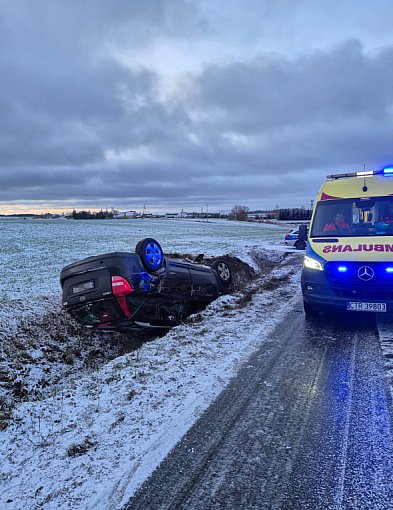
60 238 233 332
284 228 306 250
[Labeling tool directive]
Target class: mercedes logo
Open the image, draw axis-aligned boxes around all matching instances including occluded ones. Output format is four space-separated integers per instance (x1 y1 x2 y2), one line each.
358 266 374 281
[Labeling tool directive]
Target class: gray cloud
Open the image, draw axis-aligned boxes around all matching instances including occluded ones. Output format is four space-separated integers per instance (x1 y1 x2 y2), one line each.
188 40 393 131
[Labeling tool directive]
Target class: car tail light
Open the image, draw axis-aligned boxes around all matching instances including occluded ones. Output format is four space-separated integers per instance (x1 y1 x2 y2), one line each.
111 276 133 318
98 311 111 326
100 311 111 321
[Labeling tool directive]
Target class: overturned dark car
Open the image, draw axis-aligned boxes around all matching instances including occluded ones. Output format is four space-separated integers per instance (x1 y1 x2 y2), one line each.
60 238 233 332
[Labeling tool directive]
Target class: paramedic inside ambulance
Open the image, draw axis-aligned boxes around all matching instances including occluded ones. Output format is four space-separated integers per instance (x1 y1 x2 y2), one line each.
323 212 350 232
374 200 393 234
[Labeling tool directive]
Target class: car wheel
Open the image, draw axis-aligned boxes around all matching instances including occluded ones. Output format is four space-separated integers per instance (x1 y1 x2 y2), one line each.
212 260 233 286
135 238 165 273
295 240 306 250
303 300 319 317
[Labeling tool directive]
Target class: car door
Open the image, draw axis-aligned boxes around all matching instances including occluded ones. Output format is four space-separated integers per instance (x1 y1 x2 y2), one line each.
157 261 193 321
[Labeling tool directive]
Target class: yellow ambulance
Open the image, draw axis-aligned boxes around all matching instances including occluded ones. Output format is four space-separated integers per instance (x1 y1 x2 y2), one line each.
300 167 393 316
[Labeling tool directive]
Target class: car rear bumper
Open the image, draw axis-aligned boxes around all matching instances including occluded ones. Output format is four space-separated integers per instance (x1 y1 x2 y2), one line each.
94 320 171 332
67 296 183 331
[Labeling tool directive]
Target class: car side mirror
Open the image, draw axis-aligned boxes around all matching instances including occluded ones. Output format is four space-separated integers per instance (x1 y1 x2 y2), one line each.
298 224 308 241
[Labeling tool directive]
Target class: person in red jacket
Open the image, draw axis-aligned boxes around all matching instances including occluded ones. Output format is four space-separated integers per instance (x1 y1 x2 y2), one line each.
323 212 350 232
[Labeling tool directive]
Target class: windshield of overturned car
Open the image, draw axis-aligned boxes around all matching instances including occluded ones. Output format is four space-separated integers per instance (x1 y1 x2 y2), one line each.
311 196 393 237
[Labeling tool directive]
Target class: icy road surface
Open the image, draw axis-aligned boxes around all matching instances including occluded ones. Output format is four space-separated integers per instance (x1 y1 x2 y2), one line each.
126 310 393 510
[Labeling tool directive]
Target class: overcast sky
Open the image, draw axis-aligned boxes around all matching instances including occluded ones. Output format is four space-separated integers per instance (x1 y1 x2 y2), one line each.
1 0 393 214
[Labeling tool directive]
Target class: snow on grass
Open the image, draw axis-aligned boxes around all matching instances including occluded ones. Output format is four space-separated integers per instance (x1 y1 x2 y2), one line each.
0 256 301 510
0 218 292 300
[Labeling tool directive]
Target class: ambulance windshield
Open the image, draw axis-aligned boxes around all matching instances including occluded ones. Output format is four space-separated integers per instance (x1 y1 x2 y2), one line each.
311 196 393 237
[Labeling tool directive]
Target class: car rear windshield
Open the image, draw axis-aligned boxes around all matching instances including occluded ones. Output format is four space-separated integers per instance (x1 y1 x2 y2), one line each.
311 196 393 238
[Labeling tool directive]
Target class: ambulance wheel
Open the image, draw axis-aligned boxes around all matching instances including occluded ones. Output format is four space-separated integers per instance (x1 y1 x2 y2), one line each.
304 300 319 317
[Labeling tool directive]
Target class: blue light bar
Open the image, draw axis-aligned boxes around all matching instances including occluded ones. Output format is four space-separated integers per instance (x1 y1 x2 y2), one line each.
328 166 393 179
386 267 393 273
338 266 348 272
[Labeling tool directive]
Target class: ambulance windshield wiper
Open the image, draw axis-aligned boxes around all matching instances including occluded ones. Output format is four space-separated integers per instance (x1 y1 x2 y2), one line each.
311 238 339 243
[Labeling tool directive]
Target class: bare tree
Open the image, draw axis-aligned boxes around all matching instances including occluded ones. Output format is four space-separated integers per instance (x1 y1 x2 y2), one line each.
228 205 249 221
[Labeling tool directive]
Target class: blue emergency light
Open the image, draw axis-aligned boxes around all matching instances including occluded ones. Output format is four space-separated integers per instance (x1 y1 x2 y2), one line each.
329 166 393 179
338 266 348 272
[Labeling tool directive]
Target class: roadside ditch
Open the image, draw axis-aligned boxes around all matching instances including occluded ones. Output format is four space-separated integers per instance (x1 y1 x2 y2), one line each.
0 249 300 429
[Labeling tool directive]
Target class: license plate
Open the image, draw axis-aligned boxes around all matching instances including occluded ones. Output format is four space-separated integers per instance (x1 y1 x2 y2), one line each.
347 302 386 312
72 280 95 294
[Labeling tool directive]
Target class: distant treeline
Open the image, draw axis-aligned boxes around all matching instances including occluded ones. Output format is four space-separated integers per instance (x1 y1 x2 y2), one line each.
0 213 37 218
71 209 113 220
229 205 312 221
272 208 312 221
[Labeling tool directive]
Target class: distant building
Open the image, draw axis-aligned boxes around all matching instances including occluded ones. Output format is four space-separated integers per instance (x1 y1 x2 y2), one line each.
114 210 138 219
247 210 268 220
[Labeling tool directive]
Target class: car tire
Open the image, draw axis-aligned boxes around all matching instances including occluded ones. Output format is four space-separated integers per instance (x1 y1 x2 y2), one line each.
303 300 319 317
135 238 165 273
212 260 233 287
294 240 306 250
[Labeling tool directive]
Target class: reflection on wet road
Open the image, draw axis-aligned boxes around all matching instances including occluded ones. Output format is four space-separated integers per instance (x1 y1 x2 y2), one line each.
125 305 393 510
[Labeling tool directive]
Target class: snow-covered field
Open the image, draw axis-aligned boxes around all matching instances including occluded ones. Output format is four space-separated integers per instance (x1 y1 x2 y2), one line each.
1 218 393 509
0 217 288 301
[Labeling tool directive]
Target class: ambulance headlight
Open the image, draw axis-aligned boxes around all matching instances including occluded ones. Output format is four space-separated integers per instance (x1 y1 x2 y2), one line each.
304 256 324 271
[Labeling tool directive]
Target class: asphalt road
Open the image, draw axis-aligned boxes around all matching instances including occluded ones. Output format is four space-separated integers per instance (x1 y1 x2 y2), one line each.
125 303 393 510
